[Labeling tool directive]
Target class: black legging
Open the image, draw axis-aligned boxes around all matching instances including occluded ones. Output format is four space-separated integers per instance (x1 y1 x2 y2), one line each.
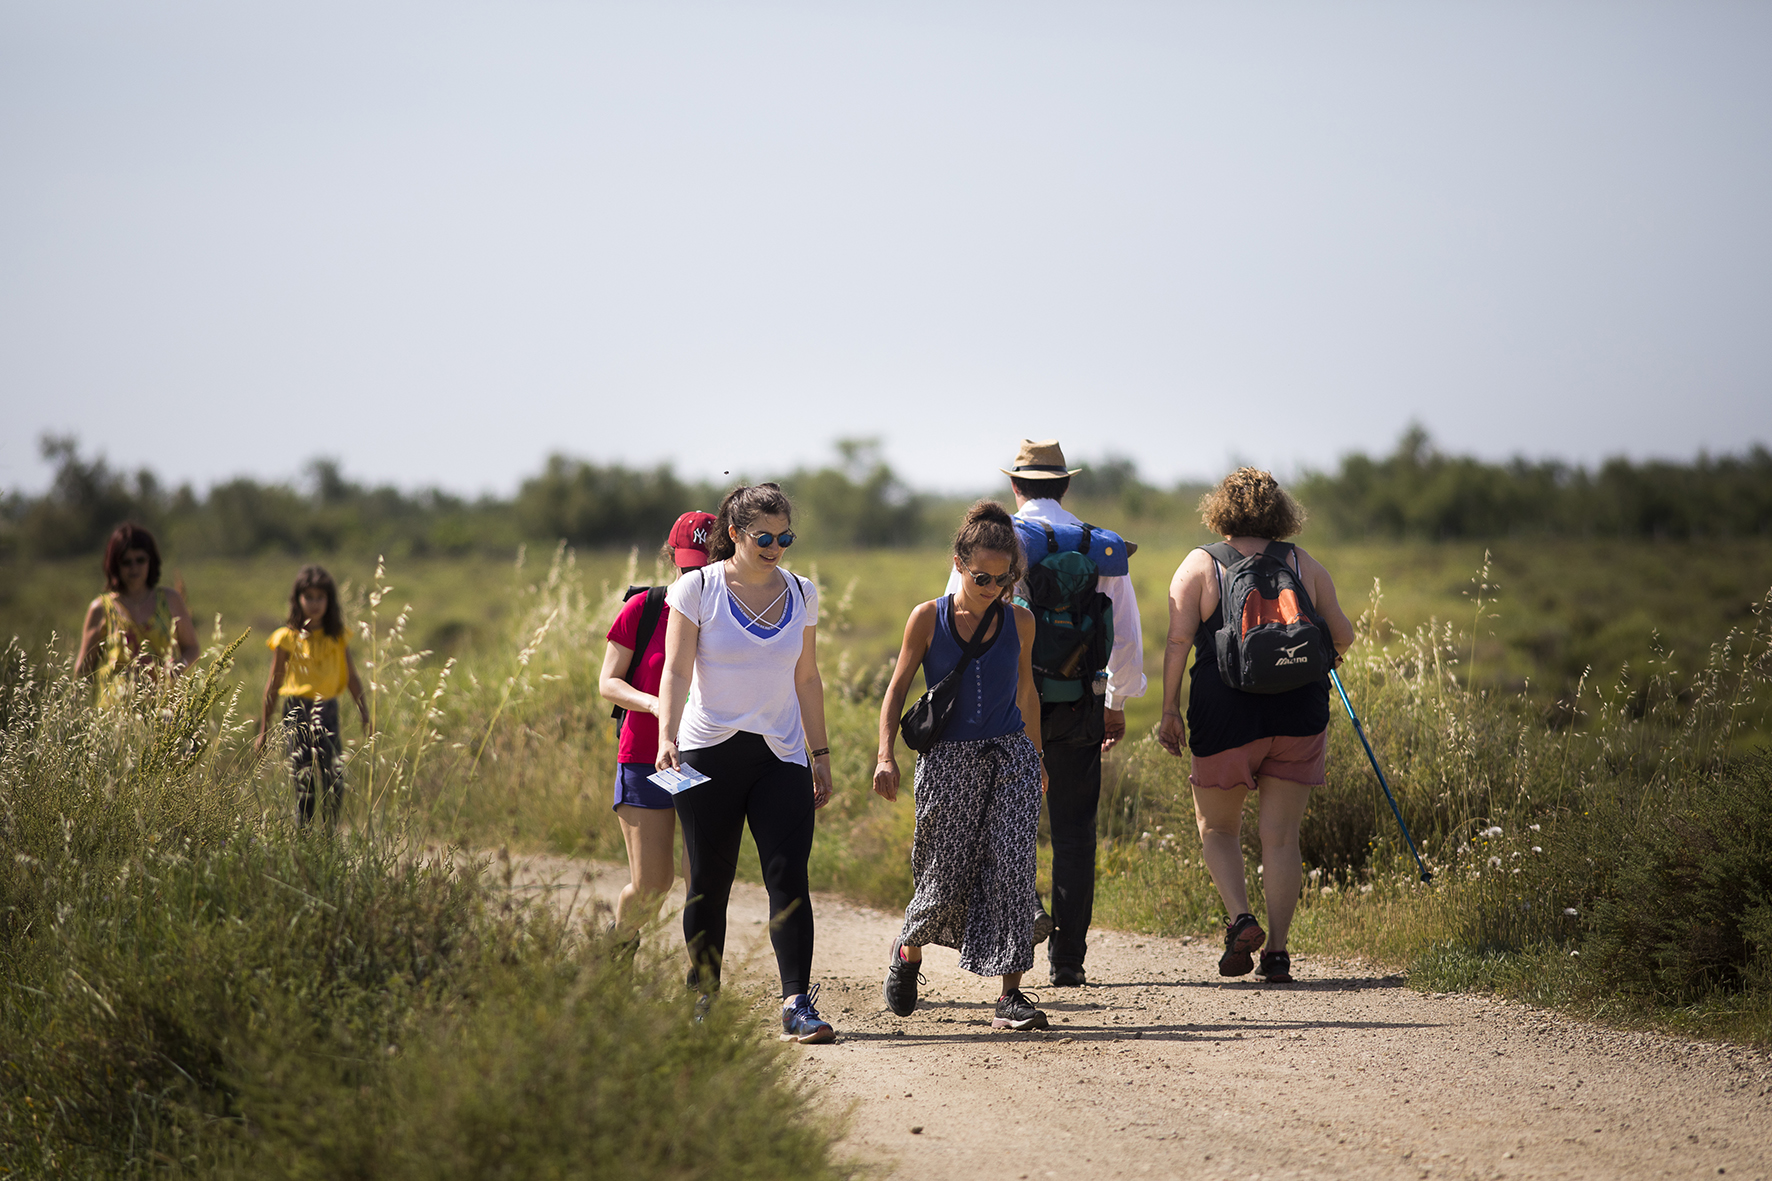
283 696 343 827
676 731 817 998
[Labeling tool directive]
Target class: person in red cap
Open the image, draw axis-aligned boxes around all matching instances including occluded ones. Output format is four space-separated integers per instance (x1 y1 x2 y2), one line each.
598 509 716 950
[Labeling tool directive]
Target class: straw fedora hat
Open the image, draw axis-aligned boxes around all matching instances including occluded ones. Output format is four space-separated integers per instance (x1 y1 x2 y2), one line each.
999 439 1082 480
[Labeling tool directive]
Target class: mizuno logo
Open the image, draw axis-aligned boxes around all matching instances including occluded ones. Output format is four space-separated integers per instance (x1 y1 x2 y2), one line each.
1279 642 1308 658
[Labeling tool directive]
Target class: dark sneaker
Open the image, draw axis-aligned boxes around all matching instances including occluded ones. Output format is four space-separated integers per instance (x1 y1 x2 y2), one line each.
693 992 714 1023
993 988 1050 1031
1257 949 1293 983
781 984 836 1044
1031 905 1055 947
883 939 924 1017
1049 963 1087 987
1219 913 1265 977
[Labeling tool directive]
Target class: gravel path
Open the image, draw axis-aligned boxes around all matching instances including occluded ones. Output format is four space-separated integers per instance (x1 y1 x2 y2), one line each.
507 854 1772 1181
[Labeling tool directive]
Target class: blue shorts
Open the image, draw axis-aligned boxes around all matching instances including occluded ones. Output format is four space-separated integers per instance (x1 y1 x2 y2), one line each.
614 761 675 811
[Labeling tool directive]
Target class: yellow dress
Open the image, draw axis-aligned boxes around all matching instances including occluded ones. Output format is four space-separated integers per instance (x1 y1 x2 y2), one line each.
96 588 175 706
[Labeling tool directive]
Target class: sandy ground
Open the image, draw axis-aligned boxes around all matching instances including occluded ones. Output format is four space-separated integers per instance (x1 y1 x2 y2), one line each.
504 854 1772 1181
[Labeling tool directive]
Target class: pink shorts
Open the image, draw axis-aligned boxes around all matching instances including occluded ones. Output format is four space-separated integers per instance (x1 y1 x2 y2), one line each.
1188 731 1327 791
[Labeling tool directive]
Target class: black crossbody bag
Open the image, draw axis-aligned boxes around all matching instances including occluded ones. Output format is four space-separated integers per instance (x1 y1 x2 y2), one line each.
900 597 1004 754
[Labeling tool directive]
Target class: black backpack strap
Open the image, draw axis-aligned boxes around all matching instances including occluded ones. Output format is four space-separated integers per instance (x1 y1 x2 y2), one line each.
613 585 668 728
1039 521 1060 562
627 586 667 677
1076 523 1094 554
1203 541 1243 568
1200 543 1243 623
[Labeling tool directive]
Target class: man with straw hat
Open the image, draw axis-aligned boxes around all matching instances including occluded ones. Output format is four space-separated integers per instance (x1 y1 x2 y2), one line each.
944 439 1147 986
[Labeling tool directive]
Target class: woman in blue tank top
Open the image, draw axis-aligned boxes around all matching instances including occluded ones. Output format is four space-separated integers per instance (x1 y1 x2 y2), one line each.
874 501 1050 1032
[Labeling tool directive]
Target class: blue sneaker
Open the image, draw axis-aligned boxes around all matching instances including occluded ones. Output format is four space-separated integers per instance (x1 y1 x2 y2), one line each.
780 983 836 1044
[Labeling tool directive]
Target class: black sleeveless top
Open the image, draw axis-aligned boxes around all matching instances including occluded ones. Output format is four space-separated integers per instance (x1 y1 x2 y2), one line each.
1187 600 1330 757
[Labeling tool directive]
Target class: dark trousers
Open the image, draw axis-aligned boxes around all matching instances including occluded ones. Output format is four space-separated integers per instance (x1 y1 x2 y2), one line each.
676 731 817 998
1042 698 1103 970
284 696 343 828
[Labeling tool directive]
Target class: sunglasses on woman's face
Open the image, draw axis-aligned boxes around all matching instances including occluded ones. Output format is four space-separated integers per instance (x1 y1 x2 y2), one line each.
962 566 1015 588
742 528 795 550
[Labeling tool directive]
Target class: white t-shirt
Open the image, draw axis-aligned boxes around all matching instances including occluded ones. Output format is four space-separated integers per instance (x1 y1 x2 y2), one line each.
665 562 818 763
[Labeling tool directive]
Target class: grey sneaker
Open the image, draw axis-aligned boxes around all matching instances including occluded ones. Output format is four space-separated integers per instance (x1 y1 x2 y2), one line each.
992 988 1049 1031
780 984 836 1044
883 939 924 1017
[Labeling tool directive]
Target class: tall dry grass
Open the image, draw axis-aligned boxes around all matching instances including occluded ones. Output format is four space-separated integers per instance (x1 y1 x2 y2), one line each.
0 564 847 1178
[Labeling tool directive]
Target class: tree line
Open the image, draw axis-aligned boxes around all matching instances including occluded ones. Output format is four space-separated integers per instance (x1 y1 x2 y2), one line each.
0 436 935 560
1294 427 1772 541
4 428 1769 560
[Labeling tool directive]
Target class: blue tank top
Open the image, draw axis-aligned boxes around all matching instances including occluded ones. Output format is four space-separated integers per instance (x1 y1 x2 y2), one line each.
921 596 1023 743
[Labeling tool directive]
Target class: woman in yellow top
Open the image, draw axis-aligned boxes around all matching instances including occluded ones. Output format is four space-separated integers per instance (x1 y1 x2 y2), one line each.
255 565 372 828
75 523 200 706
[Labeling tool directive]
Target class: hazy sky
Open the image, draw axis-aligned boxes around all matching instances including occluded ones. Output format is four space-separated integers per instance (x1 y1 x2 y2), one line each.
3 1 1768 497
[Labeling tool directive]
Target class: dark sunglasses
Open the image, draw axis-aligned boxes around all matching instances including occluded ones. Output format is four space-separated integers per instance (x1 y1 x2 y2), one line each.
962 565 1015 588
741 528 795 549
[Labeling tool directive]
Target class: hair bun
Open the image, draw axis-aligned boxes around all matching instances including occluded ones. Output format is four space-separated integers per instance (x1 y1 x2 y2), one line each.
966 501 1013 527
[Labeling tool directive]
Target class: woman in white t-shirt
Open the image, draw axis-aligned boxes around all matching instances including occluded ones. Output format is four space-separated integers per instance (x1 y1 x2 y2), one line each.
656 482 836 1044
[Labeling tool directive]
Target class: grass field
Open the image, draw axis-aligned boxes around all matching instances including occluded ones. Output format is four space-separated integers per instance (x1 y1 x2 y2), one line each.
4 532 1771 1072
10 531 1767 742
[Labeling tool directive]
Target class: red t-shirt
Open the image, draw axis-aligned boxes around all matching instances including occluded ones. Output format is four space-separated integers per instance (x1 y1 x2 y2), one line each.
606 590 670 764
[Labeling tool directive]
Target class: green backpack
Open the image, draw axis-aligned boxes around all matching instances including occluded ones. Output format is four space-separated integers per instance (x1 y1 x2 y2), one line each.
1019 521 1115 703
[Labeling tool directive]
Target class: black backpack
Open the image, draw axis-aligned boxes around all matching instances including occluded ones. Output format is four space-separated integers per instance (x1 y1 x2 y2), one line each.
1204 541 1331 694
1019 521 1116 704
610 585 667 728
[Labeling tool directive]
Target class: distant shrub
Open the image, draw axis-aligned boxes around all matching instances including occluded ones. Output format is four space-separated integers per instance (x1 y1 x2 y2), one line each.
1581 752 1772 1000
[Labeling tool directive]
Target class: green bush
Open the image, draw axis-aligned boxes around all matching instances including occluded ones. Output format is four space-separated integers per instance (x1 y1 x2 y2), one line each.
1581 752 1772 1000
0 615 845 1178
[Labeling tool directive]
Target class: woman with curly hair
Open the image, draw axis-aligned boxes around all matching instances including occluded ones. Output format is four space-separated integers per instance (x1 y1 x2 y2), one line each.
1157 468 1354 984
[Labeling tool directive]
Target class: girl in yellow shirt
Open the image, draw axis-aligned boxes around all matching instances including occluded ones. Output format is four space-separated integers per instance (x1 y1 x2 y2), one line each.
255 566 371 827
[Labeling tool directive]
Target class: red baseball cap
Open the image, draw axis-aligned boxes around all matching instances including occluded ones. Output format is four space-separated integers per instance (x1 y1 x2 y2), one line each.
669 511 717 567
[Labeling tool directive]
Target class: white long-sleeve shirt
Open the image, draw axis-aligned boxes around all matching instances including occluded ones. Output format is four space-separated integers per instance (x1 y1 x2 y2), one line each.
943 498 1147 710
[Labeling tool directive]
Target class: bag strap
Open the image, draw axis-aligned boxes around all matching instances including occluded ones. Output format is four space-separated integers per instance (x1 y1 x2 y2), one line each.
1076 523 1094 554
613 585 668 729
624 587 667 684
1039 521 1060 562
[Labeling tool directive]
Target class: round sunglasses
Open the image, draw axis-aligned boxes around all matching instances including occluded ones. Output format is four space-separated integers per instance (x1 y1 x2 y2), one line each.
741 528 796 549
961 565 1015 588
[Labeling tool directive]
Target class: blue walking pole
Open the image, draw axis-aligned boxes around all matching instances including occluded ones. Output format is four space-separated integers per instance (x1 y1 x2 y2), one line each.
1330 669 1433 883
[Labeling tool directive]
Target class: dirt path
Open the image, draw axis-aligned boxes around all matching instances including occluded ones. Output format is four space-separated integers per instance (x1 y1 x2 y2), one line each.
507 854 1772 1181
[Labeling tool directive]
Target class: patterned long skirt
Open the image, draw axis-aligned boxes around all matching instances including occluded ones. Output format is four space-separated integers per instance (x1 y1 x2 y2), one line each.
898 731 1043 977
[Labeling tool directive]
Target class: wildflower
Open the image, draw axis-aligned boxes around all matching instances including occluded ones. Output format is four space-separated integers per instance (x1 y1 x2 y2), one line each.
1488 856 1502 868
1563 907 1578 917
1531 846 1542 854
1529 824 1541 832
1481 826 1503 839
1569 950 1580 957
